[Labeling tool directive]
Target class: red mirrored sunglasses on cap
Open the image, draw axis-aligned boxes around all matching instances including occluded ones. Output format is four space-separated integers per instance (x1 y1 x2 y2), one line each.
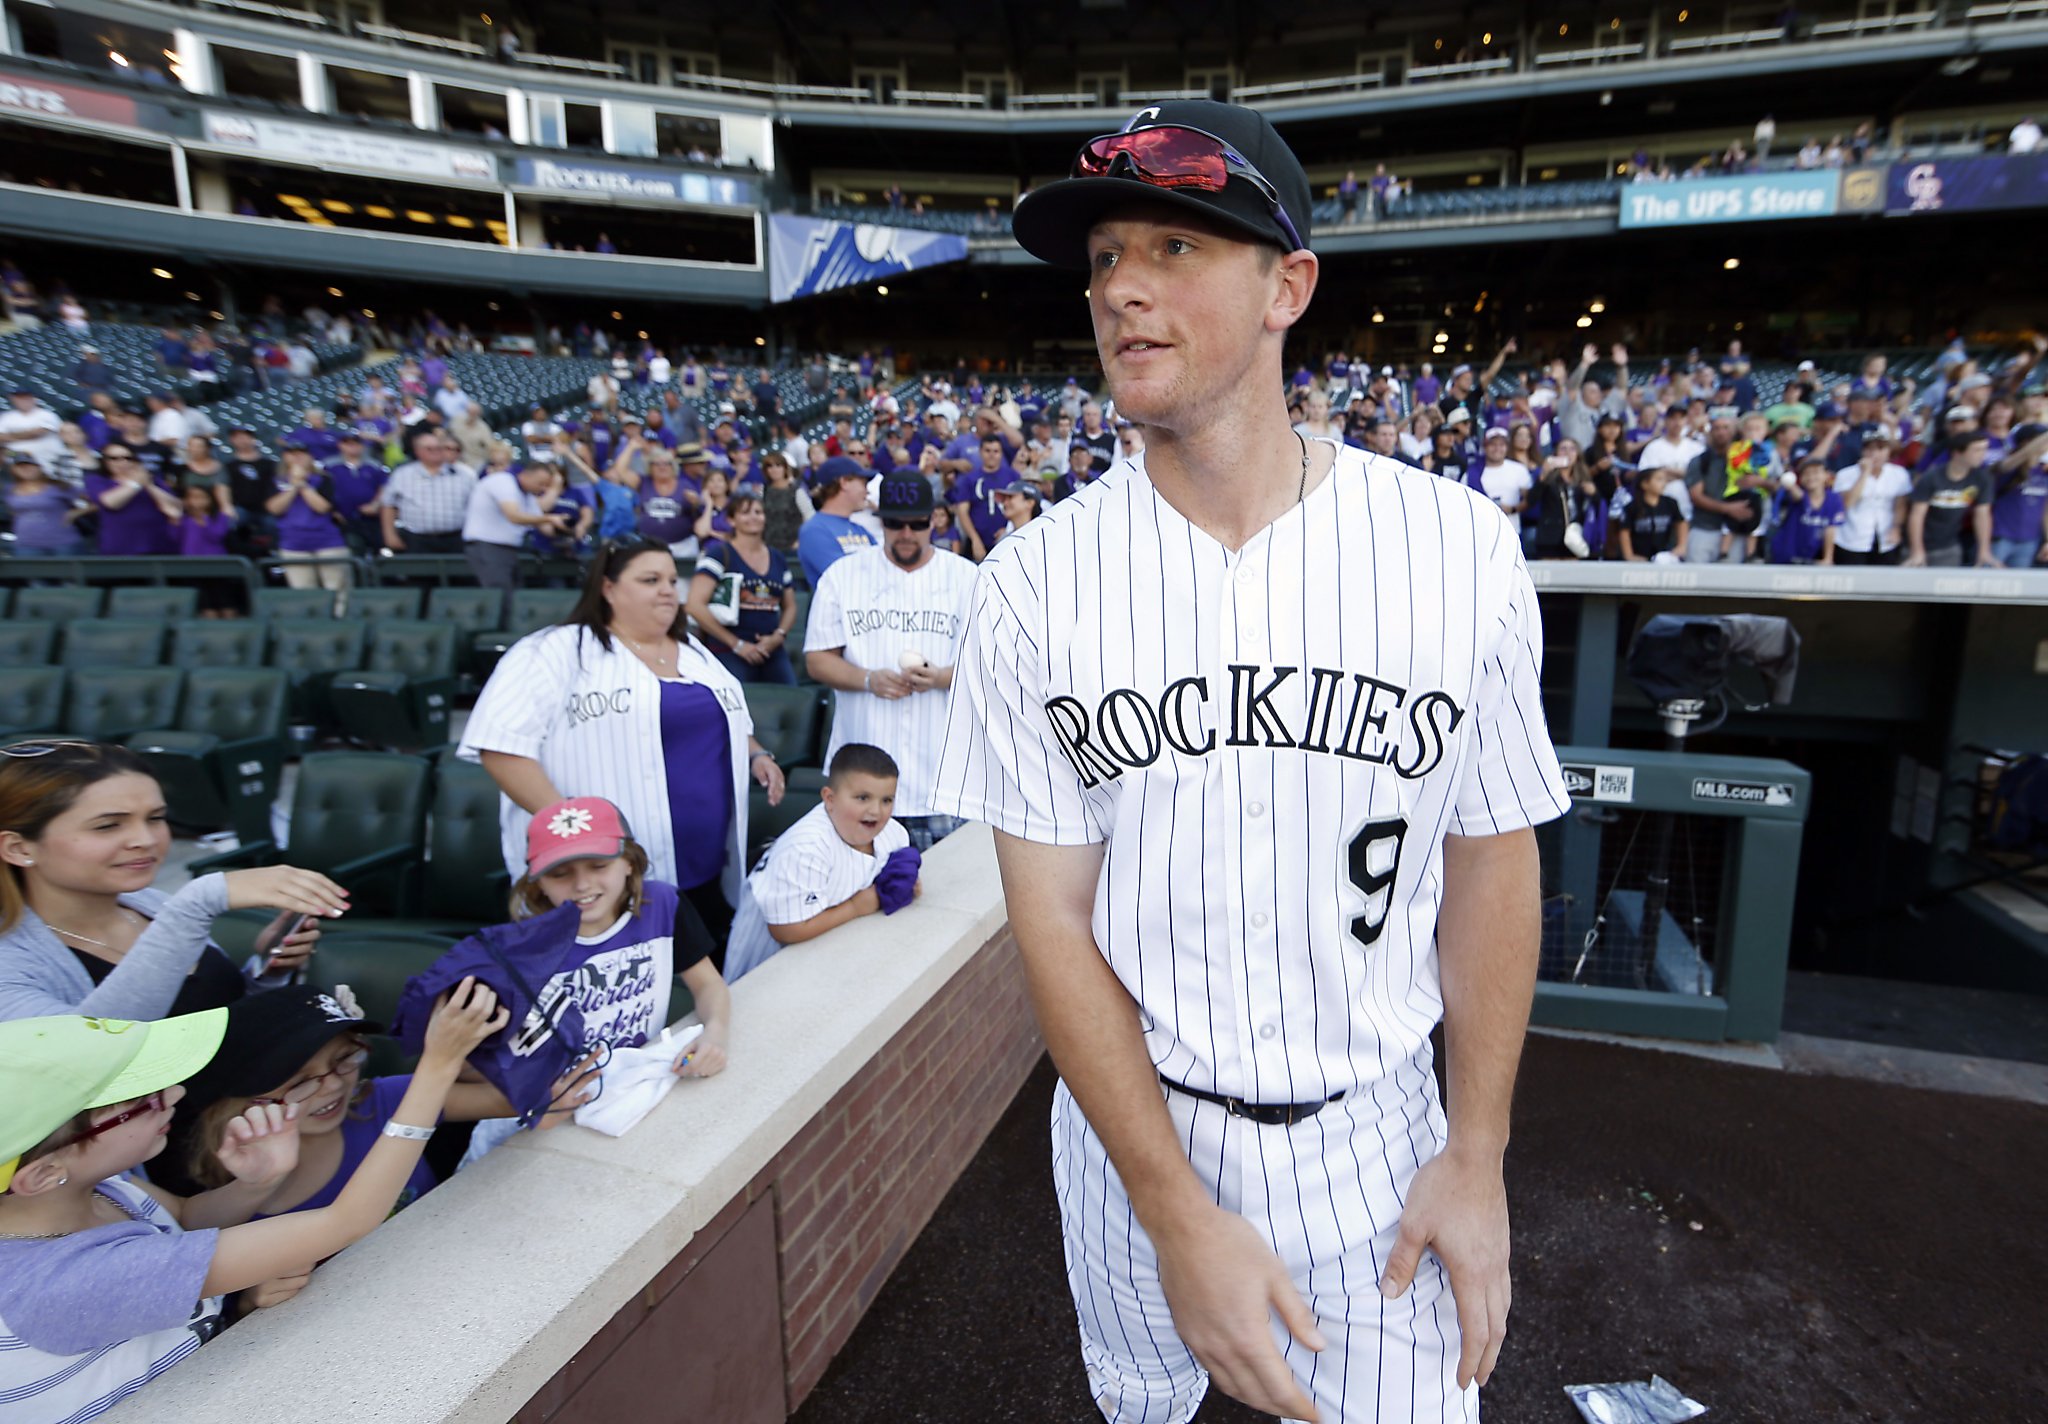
1073 124 1306 254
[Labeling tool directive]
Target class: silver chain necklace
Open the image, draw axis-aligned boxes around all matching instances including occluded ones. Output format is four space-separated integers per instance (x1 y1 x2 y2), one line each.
619 633 675 670
47 908 141 951
1295 430 1311 506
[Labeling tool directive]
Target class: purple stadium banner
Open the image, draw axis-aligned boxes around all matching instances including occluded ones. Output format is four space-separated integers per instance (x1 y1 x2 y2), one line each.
1886 154 2048 216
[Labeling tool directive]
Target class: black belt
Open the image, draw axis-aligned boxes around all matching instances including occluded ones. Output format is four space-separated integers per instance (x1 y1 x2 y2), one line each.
1159 1074 1345 1127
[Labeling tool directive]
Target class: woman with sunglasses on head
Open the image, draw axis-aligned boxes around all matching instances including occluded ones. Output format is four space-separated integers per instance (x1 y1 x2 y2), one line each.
459 541 784 961
85 442 183 556
0 987 504 1422
687 492 799 685
0 743 348 1025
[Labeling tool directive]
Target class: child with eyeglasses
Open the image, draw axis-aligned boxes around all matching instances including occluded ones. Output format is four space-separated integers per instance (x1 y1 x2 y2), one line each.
0 985 504 1422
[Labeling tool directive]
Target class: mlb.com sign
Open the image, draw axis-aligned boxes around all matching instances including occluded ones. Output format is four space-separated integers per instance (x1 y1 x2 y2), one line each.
1619 171 1841 229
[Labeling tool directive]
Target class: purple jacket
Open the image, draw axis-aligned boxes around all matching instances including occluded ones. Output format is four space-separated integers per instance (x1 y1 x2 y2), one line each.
390 901 593 1127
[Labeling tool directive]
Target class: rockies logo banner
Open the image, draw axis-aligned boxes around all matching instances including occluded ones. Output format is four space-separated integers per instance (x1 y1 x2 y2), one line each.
768 214 968 303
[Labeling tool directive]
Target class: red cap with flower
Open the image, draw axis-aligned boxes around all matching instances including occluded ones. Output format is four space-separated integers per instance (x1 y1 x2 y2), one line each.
525 796 632 877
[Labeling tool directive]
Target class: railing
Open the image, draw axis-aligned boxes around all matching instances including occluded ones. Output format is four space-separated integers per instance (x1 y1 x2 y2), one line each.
355 22 486 59
1809 10 1938 34
1666 25 1788 51
1231 71 1386 99
197 0 329 27
511 53 627 78
1534 42 1647 65
1406 56 1516 81
893 88 988 106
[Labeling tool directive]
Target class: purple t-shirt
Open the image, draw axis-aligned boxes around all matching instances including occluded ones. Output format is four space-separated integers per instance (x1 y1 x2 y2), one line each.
179 511 233 557
6 485 82 548
949 468 1012 545
85 473 177 555
0 1174 223 1418
325 459 388 516
636 478 695 546
273 475 346 552
659 678 735 891
1414 375 1441 406
253 1075 438 1219
1992 463 2048 543
1770 490 1846 564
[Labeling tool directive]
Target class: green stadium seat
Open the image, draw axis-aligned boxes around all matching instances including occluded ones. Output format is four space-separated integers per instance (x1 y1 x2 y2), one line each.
126 667 290 844
108 585 199 619
470 588 576 678
266 618 368 729
188 751 431 916
306 931 459 1030
326 620 457 752
349 753 513 938
0 620 56 666
255 587 337 621
743 684 825 768
169 619 266 669
60 618 168 670
425 587 505 636
347 587 423 623
15 586 105 624
0 667 66 737
62 668 185 741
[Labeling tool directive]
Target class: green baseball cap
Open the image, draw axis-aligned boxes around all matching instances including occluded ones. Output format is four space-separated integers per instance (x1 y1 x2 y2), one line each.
0 1009 227 1192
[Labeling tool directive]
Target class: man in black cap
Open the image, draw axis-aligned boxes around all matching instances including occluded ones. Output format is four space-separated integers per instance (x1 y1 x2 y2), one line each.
803 472 977 849
933 99 1567 1423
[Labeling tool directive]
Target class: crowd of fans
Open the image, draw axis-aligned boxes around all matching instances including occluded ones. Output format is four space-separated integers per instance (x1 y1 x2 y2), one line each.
1297 336 2048 569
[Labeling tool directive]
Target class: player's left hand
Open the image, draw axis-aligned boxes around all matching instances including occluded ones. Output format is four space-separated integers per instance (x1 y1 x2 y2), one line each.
902 664 944 693
1380 1147 1511 1391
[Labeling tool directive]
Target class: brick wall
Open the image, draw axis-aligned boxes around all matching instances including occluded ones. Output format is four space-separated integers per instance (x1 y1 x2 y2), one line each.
514 922 1044 1422
776 923 1043 1410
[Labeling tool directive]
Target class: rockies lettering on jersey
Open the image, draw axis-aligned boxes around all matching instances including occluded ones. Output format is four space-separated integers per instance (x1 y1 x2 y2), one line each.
806 544 977 817
1044 666 1465 782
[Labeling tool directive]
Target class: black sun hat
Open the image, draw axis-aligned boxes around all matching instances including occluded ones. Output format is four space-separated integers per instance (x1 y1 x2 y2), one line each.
1013 100 1313 271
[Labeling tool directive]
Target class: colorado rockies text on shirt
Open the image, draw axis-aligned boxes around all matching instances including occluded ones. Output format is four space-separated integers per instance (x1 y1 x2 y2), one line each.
843 607 965 639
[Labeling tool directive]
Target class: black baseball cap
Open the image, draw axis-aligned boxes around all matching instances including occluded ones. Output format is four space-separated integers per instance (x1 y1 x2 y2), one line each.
1013 100 1312 270
178 986 380 1115
877 474 936 519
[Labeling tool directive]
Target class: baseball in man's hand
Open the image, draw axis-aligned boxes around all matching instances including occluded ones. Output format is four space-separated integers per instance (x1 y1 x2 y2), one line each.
899 650 930 672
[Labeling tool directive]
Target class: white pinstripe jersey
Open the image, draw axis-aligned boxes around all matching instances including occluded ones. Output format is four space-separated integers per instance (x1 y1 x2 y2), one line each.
805 544 978 817
457 625 755 907
723 803 912 981
931 442 1569 1103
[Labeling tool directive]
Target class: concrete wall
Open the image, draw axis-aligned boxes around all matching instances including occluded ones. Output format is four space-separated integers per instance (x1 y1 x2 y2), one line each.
111 824 1040 1424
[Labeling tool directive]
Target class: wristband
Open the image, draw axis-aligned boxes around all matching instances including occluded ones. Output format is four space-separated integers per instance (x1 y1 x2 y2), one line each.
750 748 775 763
381 1121 435 1142
864 669 873 692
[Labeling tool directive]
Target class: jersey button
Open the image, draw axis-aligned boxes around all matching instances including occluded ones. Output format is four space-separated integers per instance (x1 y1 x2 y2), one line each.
1247 800 1266 817
1258 1023 1277 1040
1251 911 1270 930
1235 564 1255 585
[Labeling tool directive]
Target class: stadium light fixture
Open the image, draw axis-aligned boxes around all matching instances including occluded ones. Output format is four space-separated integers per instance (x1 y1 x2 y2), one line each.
446 214 476 228
151 267 172 279
362 309 375 318
209 310 224 321
877 285 889 296
1612 17 1622 27
326 286 343 297
405 210 436 224
183 290 200 301
610 310 622 320
1433 330 1448 343
1371 309 1385 324
1723 257 1740 270
637 330 649 339
321 200 354 214
754 336 767 346
1576 315 1594 328
365 204 395 219
487 302 500 312
1559 23 1568 34
1589 299 1606 313
108 51 129 67
1677 8 1689 20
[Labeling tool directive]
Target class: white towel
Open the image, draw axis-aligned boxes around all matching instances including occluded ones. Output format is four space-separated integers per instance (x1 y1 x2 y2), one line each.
573 1025 704 1137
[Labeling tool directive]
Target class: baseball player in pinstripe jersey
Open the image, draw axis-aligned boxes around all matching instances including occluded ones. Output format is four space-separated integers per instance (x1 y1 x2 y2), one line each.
931 101 1570 1423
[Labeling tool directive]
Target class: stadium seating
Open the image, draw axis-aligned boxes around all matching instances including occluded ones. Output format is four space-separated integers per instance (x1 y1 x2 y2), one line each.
255 586 339 621
169 619 268 668
125 666 291 842
348 587 425 623
347 752 514 938
0 621 57 667
267 617 369 728
189 750 432 915
325 620 458 751
15 586 105 624
63 667 185 741
0 320 360 419
0 667 65 737
59 617 168 669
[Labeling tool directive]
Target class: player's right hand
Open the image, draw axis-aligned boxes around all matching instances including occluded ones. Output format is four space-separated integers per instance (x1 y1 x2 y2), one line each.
1155 1204 1323 1422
